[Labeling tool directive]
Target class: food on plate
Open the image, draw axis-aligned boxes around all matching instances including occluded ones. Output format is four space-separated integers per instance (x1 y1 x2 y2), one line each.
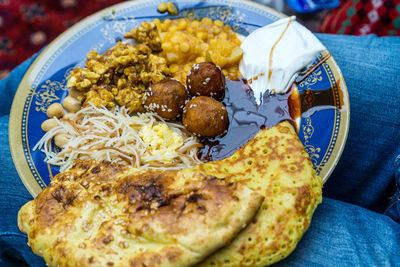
182 96 228 137
157 2 179 16
22 121 322 266
124 18 243 82
186 62 226 100
195 121 323 266
62 96 81 113
239 16 326 104
124 21 162 52
34 104 203 172
46 103 64 118
143 79 188 120
18 160 264 267
67 42 170 112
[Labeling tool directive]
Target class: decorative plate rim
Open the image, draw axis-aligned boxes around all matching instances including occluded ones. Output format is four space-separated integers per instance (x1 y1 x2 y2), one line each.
9 0 350 197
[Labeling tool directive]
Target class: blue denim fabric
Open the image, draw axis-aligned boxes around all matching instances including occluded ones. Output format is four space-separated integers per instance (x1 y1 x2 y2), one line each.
317 34 400 213
1 34 399 266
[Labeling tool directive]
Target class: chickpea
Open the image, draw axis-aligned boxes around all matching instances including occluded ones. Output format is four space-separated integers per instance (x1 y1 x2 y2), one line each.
46 103 64 118
54 134 69 148
62 96 81 113
41 118 58 132
63 113 75 120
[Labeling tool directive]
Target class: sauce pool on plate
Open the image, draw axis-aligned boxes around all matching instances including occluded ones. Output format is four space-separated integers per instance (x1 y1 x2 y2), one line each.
199 79 300 161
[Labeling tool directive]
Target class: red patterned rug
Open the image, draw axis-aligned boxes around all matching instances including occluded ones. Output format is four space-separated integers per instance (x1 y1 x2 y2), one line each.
0 0 126 79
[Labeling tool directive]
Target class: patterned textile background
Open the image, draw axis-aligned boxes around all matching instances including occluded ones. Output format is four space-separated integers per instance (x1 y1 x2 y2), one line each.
0 0 126 79
320 0 400 36
1 0 400 78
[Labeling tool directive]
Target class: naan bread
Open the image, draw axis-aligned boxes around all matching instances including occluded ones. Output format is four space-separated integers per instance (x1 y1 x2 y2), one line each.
18 161 263 267
196 121 323 266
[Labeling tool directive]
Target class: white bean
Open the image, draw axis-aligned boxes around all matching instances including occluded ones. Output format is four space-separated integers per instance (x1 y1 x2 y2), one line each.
46 103 64 118
63 113 75 120
41 118 58 132
62 96 81 113
54 134 69 148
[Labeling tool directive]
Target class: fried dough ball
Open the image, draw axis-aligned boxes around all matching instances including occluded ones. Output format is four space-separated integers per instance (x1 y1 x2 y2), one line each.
182 96 228 137
144 79 188 120
186 62 226 100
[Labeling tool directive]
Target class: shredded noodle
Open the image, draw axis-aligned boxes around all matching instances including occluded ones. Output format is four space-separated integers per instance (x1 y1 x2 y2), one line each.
34 104 204 172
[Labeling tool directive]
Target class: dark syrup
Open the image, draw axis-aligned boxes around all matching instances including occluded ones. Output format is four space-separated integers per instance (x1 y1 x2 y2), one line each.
198 79 299 161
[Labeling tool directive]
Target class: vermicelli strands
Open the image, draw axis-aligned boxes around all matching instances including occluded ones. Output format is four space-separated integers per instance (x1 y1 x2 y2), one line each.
34 104 204 172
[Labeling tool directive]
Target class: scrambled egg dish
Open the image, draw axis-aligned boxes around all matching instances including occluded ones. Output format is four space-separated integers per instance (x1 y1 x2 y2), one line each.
140 124 184 162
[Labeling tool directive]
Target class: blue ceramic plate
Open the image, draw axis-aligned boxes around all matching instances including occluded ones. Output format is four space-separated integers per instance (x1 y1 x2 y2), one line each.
9 0 349 197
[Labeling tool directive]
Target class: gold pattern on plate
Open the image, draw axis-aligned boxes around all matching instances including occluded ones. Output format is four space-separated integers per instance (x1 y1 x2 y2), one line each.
33 67 73 113
302 116 322 172
299 69 323 89
299 69 323 172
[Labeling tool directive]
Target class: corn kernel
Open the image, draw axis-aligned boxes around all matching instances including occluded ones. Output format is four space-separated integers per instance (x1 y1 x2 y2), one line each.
177 20 187 30
180 42 190 53
200 43 209 51
214 20 224 27
219 32 228 40
166 52 179 63
183 64 192 73
186 27 194 34
201 17 212 26
169 64 179 73
169 25 178 32
157 2 168 13
196 32 207 41
222 69 228 76
190 20 200 28
195 57 205 63
161 42 173 51
153 18 161 25
211 25 221 35
167 2 178 16
223 25 231 32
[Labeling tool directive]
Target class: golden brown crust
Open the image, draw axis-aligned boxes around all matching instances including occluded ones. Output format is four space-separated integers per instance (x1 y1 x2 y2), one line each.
18 161 263 267
195 121 323 266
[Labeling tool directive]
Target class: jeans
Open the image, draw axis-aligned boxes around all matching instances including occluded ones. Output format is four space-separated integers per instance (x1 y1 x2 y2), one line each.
1 34 400 266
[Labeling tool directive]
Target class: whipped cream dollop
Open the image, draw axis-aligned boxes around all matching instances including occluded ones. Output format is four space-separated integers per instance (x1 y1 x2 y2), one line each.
239 16 326 105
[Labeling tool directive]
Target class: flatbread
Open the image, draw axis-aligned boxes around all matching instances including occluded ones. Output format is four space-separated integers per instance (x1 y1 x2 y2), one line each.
18 161 263 267
196 121 323 266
